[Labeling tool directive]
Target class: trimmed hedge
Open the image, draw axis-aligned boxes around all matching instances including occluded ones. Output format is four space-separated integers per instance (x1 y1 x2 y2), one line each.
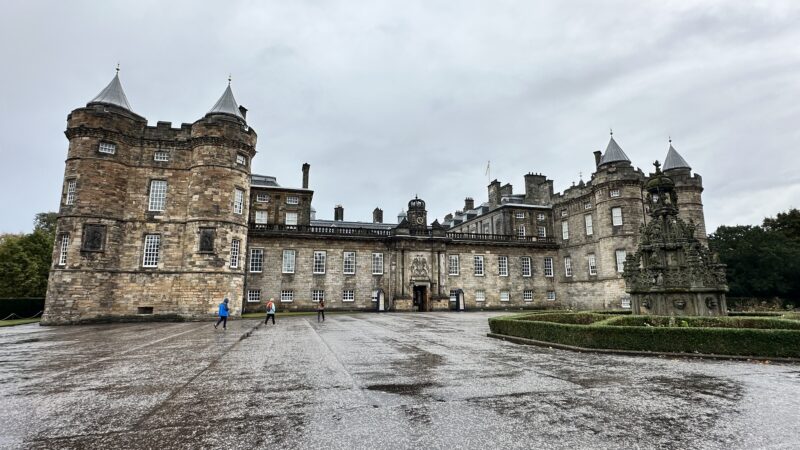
604 315 800 330
0 298 45 319
520 312 610 325
489 313 800 358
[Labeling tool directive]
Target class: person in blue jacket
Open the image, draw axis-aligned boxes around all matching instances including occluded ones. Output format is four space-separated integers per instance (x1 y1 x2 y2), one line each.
214 298 230 330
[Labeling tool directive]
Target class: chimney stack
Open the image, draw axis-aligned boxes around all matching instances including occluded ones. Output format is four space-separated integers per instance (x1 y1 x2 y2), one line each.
238 105 248 120
334 205 344 221
373 207 384 223
593 150 602 168
302 163 310 189
464 197 475 211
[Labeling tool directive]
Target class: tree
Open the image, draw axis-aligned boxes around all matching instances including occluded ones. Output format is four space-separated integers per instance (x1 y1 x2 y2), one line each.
763 208 800 241
0 212 57 298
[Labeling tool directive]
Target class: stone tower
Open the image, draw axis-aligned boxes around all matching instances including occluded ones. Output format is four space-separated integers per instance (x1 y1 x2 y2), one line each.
623 162 727 316
42 71 256 324
662 141 707 244
406 197 428 231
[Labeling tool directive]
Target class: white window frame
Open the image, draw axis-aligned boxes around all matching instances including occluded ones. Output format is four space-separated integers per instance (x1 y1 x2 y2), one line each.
249 248 264 273
523 290 534 302
312 290 325 303
537 226 547 238
544 257 554 278
342 289 355 302
286 196 300 205
564 256 573 277
585 214 594 236
236 153 247 165
285 212 298 226
500 291 510 302
247 289 261 303
521 256 532 277
517 224 526 238
612 207 623 226
498 256 508 277
448 254 460 275
256 193 270 203
561 221 569 240
610 188 621 198
255 210 268 224
280 290 294 302
65 180 76 205
153 151 169 162
343 251 356 275
616 250 627 273
148 180 167 212
142 234 160 268
588 253 597 276
372 253 384 275
537 213 545 221
515 212 525 219
282 249 296 274
57 233 69 266
475 290 486 302
313 251 326 274
449 290 458 302
230 239 240 269
233 188 244 215
561 209 567 217
473 255 485 276
547 290 556 301
98 142 116 154
584 201 592 210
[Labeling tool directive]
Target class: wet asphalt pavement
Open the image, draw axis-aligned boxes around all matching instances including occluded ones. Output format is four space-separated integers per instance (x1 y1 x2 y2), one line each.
1 312 799 449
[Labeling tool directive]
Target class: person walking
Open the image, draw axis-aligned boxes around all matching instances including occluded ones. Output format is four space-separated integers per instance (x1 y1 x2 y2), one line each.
265 298 276 325
317 299 325 322
214 297 230 330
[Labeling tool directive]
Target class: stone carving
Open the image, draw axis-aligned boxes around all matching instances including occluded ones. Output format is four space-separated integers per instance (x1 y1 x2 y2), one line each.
81 224 106 251
410 255 429 278
705 296 718 310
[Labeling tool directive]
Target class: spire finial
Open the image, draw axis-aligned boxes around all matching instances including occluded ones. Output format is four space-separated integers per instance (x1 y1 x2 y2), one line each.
610 128 613 136
228 74 232 86
669 135 672 144
115 63 120 74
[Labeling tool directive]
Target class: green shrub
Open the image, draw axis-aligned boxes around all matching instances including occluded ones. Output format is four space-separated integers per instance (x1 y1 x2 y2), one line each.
520 312 609 325
602 315 800 330
782 312 800 321
489 314 800 358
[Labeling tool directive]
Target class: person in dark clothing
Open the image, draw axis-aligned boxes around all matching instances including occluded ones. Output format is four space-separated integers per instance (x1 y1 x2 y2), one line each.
317 299 325 322
265 298 276 325
214 298 230 330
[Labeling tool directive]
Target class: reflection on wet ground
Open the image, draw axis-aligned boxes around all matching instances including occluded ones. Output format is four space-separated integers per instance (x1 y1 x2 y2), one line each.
1 312 798 449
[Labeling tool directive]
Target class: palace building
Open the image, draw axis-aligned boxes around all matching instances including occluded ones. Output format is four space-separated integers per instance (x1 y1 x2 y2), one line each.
42 72 707 324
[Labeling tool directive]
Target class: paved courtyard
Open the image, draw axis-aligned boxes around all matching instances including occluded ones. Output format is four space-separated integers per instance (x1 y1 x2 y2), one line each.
1 312 799 449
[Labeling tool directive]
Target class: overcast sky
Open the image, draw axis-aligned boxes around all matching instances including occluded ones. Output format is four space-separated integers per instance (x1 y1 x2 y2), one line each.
1 0 799 234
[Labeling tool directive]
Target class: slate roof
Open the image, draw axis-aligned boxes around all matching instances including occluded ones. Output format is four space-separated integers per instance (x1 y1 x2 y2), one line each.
207 84 245 120
663 144 691 171
89 73 132 111
598 136 631 166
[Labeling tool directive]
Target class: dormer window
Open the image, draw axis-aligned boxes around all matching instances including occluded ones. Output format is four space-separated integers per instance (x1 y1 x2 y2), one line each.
154 151 169 162
236 153 247 165
98 142 116 154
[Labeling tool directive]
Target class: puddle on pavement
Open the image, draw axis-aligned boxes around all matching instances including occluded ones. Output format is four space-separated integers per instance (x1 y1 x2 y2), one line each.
366 381 439 396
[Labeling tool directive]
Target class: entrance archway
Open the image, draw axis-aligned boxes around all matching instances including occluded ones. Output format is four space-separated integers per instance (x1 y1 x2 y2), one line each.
373 289 387 312
413 285 429 312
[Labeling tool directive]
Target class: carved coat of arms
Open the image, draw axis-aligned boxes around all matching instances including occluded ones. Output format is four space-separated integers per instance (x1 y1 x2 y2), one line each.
410 255 429 277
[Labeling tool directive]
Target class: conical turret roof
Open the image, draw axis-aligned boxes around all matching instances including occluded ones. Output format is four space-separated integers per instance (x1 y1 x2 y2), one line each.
663 144 691 171
206 84 245 121
598 136 631 166
88 72 132 111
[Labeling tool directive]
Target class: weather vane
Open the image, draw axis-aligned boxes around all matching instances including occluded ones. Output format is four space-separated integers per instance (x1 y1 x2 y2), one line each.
115 62 120 74
228 74 232 85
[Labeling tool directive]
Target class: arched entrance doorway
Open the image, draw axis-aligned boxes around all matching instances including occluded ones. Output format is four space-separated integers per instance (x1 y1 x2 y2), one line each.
373 289 388 312
412 283 430 312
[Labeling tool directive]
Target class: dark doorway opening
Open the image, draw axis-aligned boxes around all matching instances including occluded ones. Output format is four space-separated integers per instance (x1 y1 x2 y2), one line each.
413 285 429 312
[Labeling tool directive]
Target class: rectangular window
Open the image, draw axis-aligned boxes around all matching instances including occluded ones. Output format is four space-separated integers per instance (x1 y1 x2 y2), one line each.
154 151 169 162
523 290 534 302
198 228 215 252
547 290 556 301
498 256 508 276
236 153 247 165
612 207 623 226
521 256 532 277
256 193 270 203
57 233 69 266
142 234 160 267
561 221 569 240
312 289 324 302
564 256 573 277
233 188 244 214
343 251 356 275
247 289 261 303
537 213 545 221
249 248 263 273
282 250 296 273
588 253 597 276
537 226 547 238
585 214 594 236
98 142 116 154
342 290 355 302
65 180 77 205
285 212 298 226
448 254 460 275
610 189 620 198
255 210 268 224
515 212 525 219
148 180 167 211
287 196 300 205
517 224 526 238
473 255 485 276
230 239 240 268
584 201 592 210
500 291 510 302
616 250 627 273
544 257 554 277
280 290 294 302
449 289 458 302
313 251 326 274
475 290 485 302
372 253 384 275
561 209 568 217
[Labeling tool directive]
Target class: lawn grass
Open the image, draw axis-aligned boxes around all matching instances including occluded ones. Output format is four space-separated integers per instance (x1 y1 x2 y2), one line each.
0 319 40 327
